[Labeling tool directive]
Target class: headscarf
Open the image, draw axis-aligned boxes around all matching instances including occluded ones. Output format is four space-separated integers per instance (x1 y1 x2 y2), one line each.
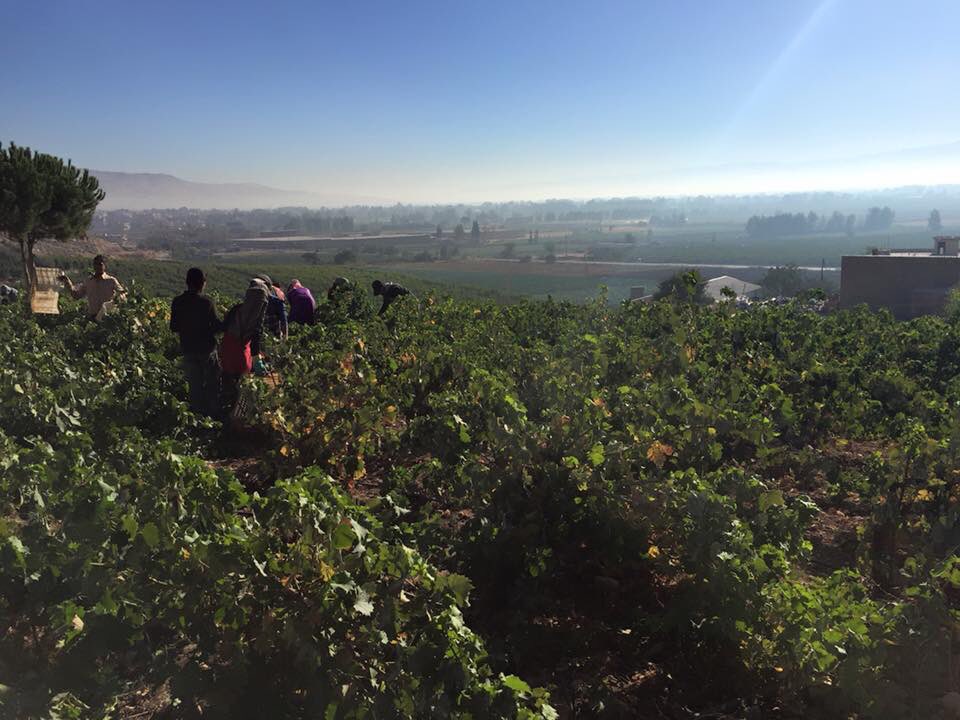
226 283 267 342
328 276 352 300
253 273 285 299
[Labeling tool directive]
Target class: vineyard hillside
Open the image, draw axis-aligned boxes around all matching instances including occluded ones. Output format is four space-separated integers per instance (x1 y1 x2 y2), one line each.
4 289 960 718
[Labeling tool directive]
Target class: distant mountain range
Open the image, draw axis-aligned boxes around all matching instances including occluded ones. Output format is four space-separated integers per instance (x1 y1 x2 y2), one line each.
93 139 960 211
93 171 388 211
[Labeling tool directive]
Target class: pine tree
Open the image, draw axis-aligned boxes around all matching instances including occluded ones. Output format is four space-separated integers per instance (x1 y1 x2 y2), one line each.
0 143 104 304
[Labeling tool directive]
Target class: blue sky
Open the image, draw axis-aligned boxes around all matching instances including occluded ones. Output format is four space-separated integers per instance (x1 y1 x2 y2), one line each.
3 0 960 203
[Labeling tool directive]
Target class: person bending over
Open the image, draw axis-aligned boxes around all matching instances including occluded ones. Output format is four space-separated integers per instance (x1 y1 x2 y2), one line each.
254 273 288 339
371 279 409 316
287 279 316 325
219 281 268 417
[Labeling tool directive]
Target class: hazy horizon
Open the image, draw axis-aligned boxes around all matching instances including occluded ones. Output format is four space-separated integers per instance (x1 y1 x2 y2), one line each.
4 0 960 204
85 143 960 211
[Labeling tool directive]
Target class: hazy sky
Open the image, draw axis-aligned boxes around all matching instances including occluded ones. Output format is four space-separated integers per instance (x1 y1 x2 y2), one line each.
3 0 960 203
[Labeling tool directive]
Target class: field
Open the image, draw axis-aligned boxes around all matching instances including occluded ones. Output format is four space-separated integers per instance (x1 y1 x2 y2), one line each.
193 219 936 302
465 223 948 268
4 287 960 718
0 246 833 306
0 250 514 305
5 218 935 306
369 260 783 303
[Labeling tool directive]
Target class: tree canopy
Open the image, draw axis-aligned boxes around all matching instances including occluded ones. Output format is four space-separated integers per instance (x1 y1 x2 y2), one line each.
0 143 104 297
863 206 895 231
762 264 805 297
745 211 857 238
653 269 709 304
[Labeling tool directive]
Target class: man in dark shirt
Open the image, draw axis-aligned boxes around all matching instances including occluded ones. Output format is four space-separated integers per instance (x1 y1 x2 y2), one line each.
170 268 223 417
371 280 410 316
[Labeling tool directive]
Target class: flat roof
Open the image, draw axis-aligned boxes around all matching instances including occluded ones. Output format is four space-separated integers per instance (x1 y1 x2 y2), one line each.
842 253 960 258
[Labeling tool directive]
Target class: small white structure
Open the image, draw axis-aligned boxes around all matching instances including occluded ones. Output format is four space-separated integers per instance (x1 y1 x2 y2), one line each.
704 275 762 302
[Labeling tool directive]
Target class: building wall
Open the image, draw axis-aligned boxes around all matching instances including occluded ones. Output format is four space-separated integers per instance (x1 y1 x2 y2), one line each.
840 255 960 319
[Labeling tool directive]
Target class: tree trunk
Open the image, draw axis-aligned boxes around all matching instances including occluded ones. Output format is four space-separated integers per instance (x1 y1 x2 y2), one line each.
18 237 38 315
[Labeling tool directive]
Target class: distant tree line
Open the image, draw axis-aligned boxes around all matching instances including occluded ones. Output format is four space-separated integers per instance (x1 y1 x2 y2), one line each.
288 212 355 234
650 212 687 227
554 210 604 222
745 207 897 238
92 207 355 244
862 206 895 232
746 212 823 237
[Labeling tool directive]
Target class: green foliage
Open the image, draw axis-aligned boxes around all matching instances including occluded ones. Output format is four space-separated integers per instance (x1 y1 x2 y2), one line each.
0 297 553 719
653 269 709 304
334 249 358 264
7 285 960 717
0 143 104 294
762 264 805 297
944 286 960 323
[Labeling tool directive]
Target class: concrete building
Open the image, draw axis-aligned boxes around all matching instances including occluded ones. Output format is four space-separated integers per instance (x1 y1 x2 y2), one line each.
840 236 960 319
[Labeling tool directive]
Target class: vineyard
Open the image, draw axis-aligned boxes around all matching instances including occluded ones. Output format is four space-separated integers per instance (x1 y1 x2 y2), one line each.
0 252 505 304
4 288 960 719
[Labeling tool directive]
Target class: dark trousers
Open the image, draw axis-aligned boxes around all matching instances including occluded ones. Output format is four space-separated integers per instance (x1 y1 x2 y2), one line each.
182 350 221 417
221 373 241 418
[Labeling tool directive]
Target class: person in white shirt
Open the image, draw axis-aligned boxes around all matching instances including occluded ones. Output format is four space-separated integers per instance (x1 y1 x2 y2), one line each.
59 254 126 320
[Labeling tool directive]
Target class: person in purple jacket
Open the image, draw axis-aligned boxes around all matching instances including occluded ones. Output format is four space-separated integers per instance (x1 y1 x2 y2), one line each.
286 279 316 325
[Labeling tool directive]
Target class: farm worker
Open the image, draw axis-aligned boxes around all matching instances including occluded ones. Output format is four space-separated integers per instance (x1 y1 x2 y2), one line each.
0 284 18 304
371 280 410 316
254 274 288 340
286 279 316 325
321 277 366 322
327 276 352 301
220 281 268 415
169 267 223 417
59 254 126 320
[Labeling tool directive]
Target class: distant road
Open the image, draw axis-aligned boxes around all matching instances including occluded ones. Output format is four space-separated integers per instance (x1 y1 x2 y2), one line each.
483 258 840 272
232 233 430 243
